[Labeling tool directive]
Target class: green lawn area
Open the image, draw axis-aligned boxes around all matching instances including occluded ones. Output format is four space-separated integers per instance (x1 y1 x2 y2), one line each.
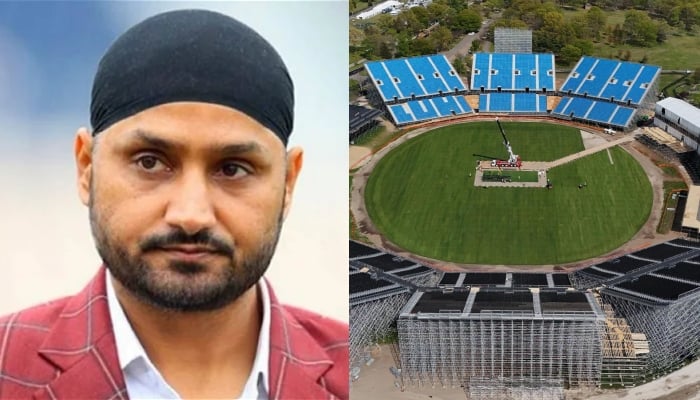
365 122 652 265
483 170 539 183
561 9 700 71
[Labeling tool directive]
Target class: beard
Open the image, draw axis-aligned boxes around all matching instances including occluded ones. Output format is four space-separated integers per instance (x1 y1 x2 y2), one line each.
89 193 284 313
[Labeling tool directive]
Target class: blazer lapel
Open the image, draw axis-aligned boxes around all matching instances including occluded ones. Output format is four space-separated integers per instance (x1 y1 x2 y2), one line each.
266 281 336 400
33 267 127 400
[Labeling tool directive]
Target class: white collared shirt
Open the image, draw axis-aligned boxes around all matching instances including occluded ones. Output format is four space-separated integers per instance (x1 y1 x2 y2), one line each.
106 272 270 399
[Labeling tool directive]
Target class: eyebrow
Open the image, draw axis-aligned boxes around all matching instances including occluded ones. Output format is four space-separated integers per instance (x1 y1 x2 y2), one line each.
127 129 264 156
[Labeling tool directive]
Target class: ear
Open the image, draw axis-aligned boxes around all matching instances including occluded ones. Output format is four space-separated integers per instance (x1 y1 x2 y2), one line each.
282 146 303 220
74 127 93 206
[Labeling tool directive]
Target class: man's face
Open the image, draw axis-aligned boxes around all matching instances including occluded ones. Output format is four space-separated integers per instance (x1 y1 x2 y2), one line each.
74 102 302 312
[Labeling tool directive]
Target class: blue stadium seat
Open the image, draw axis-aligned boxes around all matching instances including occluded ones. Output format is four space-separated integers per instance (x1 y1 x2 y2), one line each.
365 61 401 101
489 93 513 111
587 101 618 122
610 106 635 127
431 96 462 117
430 55 465 91
513 93 537 112
409 56 449 95
388 104 415 124
566 97 595 117
537 54 555 90
560 56 659 106
514 54 537 90
407 99 439 120
490 53 513 89
384 59 426 98
455 96 473 113
539 95 547 111
553 97 572 114
479 94 489 110
578 58 617 96
600 62 641 101
472 53 491 90
561 56 596 93
626 65 659 104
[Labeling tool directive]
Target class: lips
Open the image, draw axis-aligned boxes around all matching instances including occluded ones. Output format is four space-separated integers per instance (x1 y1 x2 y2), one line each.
154 245 223 262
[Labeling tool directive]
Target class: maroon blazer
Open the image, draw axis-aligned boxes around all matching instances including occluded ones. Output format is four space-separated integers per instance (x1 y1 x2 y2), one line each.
0 267 348 399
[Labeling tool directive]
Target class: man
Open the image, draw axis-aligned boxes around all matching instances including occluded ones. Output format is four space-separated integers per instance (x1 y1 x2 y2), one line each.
0 9 348 400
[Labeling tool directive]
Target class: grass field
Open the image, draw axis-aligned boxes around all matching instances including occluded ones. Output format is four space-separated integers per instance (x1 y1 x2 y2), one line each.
365 122 653 265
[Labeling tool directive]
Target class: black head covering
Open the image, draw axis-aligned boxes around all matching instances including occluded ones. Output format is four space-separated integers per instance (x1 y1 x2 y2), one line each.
90 9 294 145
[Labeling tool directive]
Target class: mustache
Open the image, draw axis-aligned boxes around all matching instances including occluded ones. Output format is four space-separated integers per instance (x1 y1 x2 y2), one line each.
140 229 234 255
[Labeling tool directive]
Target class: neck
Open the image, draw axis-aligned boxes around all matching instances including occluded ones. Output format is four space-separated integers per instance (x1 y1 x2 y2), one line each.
111 275 262 394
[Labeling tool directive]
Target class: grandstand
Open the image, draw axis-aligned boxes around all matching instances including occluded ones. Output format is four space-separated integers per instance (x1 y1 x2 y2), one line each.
559 57 660 105
349 239 683 394
349 240 440 376
471 53 555 92
552 57 661 128
570 238 700 374
397 287 606 389
364 54 473 125
365 55 467 101
436 272 573 288
364 52 660 129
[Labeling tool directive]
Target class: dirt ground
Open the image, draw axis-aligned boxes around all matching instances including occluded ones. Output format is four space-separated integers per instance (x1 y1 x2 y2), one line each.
351 345 700 400
350 121 683 273
350 145 372 169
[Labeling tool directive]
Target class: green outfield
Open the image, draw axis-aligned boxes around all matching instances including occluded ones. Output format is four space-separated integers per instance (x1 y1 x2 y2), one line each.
364 121 653 265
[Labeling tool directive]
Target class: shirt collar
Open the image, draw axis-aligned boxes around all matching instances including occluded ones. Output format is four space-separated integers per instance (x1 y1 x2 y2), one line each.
106 271 271 398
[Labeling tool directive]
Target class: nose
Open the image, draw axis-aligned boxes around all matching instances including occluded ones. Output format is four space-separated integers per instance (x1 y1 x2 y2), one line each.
163 170 216 235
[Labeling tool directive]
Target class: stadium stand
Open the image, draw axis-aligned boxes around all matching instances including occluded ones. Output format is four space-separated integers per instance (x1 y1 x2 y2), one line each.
512 273 549 287
365 55 467 102
594 256 653 274
387 95 472 124
478 93 548 113
471 53 556 91
349 105 383 142
632 243 693 261
359 254 417 272
615 275 699 301
654 262 700 284
438 273 460 286
560 57 660 105
551 97 636 127
471 290 534 313
462 273 507 286
350 240 383 259
551 274 572 287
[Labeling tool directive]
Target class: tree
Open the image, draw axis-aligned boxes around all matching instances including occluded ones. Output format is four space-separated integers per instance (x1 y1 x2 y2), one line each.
412 38 435 55
349 26 365 48
559 44 583 65
452 55 467 75
584 6 606 40
452 8 482 33
431 26 453 51
678 3 700 31
470 40 482 54
622 10 658 46
426 2 451 23
410 6 431 26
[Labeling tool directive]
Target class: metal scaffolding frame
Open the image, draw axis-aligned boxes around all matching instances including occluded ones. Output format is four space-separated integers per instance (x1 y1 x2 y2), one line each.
596 299 649 387
350 292 412 376
599 288 700 376
494 28 533 53
467 377 564 400
395 289 605 391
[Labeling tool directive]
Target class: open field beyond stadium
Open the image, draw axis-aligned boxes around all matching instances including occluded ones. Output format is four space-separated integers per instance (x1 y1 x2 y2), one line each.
364 122 653 265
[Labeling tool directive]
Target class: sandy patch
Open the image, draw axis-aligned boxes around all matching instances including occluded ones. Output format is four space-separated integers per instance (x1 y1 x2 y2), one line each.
350 145 372 170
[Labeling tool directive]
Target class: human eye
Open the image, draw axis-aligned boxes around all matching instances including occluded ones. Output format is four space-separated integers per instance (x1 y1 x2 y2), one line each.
217 160 252 179
134 153 170 173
